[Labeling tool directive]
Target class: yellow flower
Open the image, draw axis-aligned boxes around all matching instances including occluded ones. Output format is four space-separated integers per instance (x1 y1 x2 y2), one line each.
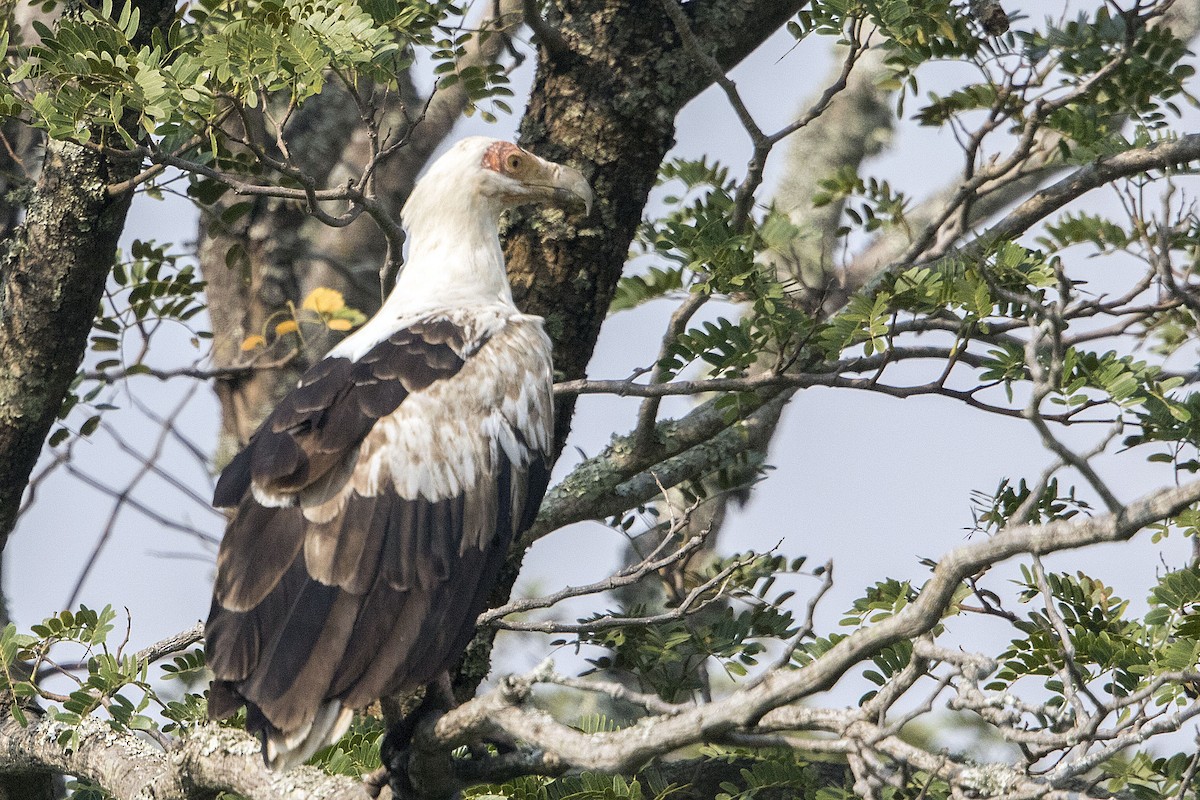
302 287 346 315
274 320 299 336
240 335 266 351
327 318 353 331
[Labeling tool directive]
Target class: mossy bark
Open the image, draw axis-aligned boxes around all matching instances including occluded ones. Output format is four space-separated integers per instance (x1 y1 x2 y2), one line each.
0 4 175 795
0 123 140 800
0 139 138 553
0 0 176 556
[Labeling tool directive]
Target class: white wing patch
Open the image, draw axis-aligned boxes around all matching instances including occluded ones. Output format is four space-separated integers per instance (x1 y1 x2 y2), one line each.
300 313 552 524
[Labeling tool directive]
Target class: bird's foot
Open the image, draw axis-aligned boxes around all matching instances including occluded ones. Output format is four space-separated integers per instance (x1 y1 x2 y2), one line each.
362 766 390 798
381 686 453 800
465 737 517 760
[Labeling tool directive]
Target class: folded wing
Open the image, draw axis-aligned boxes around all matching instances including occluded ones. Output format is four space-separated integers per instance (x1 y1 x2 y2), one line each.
204 310 552 768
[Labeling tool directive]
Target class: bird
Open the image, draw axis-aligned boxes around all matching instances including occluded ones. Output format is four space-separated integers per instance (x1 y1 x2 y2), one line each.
204 136 593 770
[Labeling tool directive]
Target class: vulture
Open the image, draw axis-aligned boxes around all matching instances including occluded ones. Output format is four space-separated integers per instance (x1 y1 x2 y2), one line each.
204 137 593 769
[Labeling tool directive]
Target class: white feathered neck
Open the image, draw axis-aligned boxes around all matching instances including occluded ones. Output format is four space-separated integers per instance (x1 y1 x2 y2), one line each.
387 138 515 314
329 138 533 363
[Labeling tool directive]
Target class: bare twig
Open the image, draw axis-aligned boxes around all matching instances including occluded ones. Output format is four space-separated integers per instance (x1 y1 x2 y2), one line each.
490 553 750 634
100 421 223 516
632 291 709 455
541 671 687 716
479 531 710 627
65 387 203 608
133 622 205 666
757 559 835 681
81 351 297 385
657 0 865 232
61 464 220 546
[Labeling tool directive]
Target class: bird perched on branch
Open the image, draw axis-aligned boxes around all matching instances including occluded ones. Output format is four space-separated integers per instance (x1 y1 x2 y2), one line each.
204 137 593 769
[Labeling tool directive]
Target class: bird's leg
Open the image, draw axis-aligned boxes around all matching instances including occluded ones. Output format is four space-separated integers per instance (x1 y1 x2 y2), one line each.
433 671 517 761
382 683 456 800
433 671 458 710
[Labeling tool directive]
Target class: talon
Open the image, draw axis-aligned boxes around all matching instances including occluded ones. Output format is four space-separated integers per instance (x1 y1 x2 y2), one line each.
362 766 389 798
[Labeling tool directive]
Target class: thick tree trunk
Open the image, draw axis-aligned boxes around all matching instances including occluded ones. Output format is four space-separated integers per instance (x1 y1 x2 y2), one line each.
0 3 176 795
0 140 137 553
506 0 806 451
0 0 176 552
455 0 807 696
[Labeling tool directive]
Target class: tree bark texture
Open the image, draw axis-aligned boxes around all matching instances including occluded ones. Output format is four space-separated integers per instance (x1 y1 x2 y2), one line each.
0 140 137 554
0 0 177 547
0 3 176 795
506 0 807 451
0 714 371 800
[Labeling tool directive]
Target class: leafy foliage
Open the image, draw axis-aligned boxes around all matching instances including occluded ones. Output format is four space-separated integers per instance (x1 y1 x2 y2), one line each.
713 750 841 800
812 166 910 236
610 266 686 313
0 606 178 751
13 0 210 144
468 770 680 800
970 478 1093 535
634 158 817 381
5 0 510 144
0 606 391 784
49 239 208 448
310 714 386 776
239 286 368 352
572 553 801 702
1030 9 1196 136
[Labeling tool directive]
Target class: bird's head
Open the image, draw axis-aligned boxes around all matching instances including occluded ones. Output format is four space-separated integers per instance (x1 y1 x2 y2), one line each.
476 139 594 215
391 136 593 309
406 137 593 225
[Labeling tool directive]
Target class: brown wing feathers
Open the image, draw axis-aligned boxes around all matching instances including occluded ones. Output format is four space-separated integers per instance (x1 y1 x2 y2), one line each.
212 501 306 611
212 322 467 507
204 316 549 766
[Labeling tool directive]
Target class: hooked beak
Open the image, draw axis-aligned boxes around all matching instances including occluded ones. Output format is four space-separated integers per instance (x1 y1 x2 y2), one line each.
547 163 594 216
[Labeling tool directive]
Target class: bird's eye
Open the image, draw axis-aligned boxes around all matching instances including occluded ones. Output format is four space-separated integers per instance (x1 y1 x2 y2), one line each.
506 153 523 172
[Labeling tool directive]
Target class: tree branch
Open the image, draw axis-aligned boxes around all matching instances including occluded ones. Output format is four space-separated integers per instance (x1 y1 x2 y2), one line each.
480 530 710 628
133 622 204 666
521 0 571 58
413 476 1200 788
860 137 1200 298
0 716 373 800
525 389 793 545
687 0 809 76
963 133 1200 263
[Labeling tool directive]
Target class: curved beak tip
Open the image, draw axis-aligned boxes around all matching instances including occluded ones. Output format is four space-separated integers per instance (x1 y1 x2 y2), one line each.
554 165 594 217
